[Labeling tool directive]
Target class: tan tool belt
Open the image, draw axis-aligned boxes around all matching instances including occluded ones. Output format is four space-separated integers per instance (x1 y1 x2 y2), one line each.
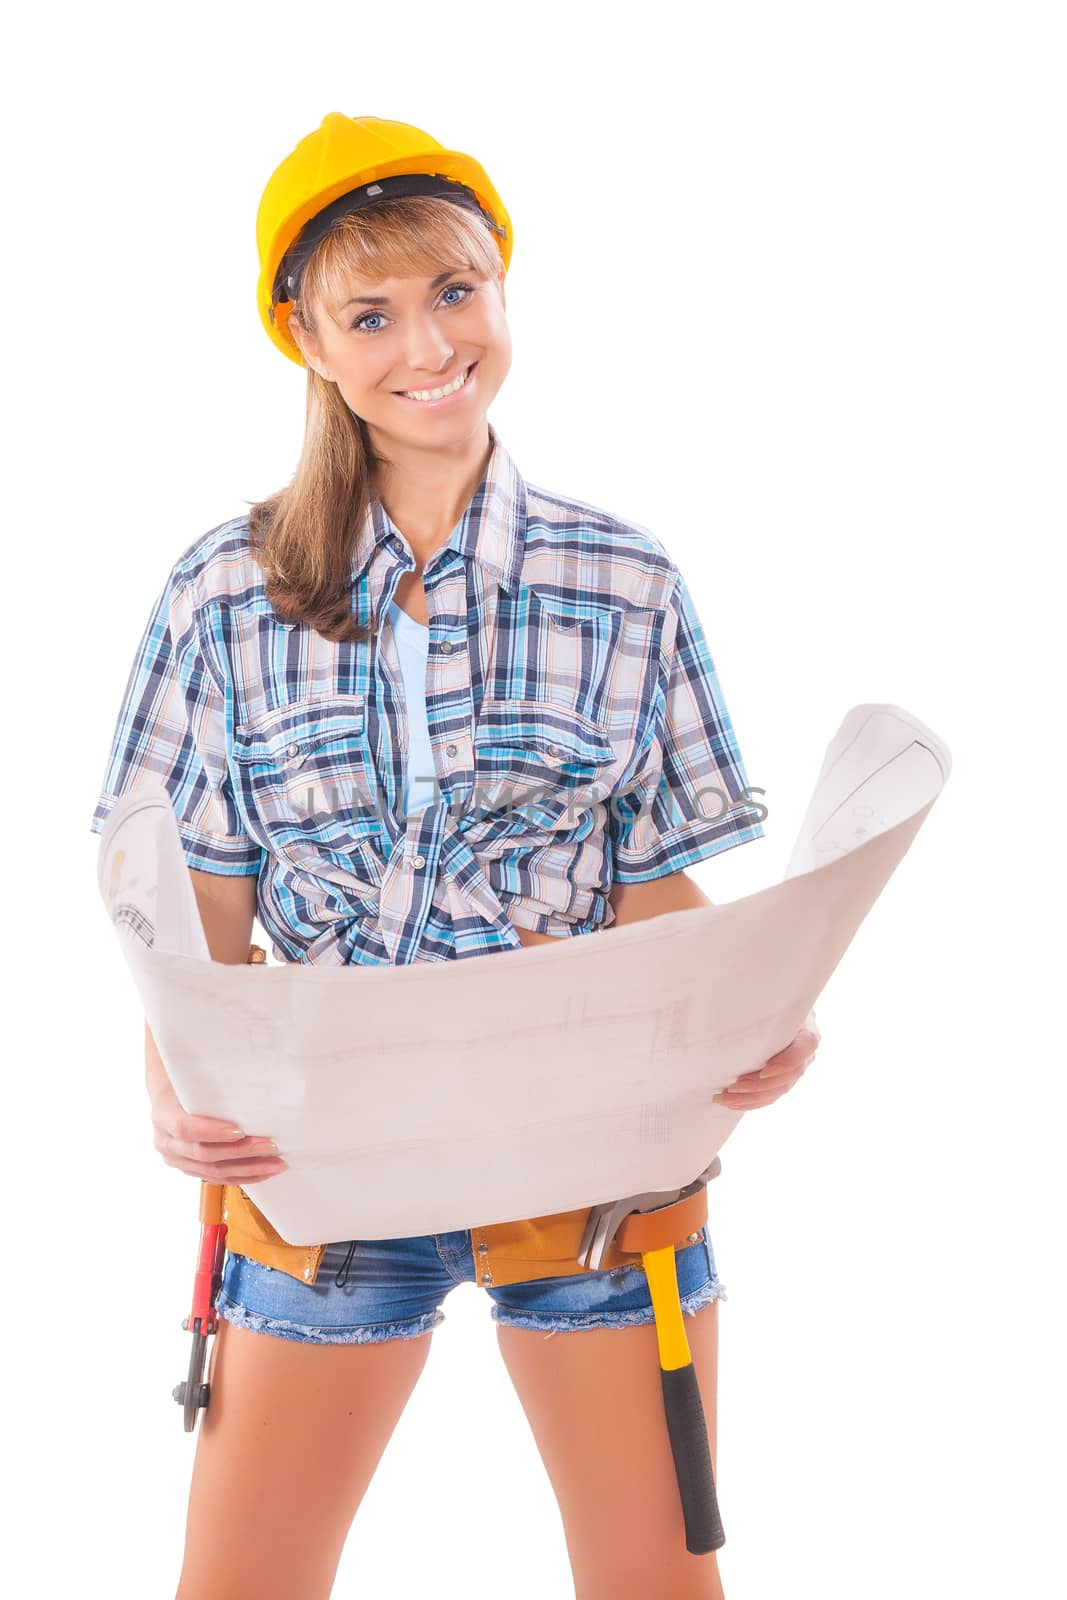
614 1181 712 1253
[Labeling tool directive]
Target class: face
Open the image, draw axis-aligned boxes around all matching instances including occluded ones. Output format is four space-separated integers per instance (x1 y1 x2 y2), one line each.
289 262 512 447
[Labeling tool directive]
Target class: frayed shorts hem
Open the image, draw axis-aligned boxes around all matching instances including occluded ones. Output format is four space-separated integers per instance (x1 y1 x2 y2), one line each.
213 1290 447 1346
490 1275 728 1335
212 1224 725 1345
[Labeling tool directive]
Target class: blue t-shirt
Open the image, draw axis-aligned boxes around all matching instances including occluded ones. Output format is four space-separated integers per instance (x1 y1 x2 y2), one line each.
388 599 436 815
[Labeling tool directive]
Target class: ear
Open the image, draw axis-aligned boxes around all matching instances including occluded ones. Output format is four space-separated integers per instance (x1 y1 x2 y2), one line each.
288 313 334 382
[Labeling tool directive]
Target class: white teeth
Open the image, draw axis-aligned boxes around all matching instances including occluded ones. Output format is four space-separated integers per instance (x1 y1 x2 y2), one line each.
402 365 470 402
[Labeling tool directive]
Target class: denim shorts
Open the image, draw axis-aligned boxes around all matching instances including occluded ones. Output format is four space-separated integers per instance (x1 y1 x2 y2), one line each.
213 1223 727 1345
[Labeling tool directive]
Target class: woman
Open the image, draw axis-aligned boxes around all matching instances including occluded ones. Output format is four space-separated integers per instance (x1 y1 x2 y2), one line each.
90 113 819 1599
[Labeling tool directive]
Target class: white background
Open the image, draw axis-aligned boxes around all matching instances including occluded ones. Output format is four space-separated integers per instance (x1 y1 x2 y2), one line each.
4 2 1064 1596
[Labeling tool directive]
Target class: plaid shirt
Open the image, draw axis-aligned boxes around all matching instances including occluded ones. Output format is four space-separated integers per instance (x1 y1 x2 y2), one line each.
90 425 764 965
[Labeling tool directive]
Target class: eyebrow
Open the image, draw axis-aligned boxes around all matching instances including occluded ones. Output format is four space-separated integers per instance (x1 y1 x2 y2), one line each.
339 270 461 310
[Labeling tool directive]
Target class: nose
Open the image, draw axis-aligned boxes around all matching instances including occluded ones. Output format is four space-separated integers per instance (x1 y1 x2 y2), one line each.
400 314 456 378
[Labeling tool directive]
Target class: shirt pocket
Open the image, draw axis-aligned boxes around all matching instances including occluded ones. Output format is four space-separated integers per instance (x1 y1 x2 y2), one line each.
230 694 381 873
469 699 617 831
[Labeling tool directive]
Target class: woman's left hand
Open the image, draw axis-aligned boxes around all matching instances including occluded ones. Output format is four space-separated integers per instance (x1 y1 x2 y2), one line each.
713 1010 821 1111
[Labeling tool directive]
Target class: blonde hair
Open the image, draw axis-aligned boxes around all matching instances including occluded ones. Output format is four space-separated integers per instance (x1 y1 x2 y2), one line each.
245 197 503 644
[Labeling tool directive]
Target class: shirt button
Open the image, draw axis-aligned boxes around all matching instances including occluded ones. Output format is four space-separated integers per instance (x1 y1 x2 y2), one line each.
286 742 300 757
440 640 454 654
411 854 426 869
445 743 457 758
547 744 563 761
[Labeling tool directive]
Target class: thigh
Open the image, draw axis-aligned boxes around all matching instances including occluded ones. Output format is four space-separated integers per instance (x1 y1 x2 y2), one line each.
177 1236 458 1598
493 1239 725 1600
177 1313 434 1600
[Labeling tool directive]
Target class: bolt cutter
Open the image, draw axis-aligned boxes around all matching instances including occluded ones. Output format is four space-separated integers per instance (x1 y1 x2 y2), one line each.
171 944 264 1432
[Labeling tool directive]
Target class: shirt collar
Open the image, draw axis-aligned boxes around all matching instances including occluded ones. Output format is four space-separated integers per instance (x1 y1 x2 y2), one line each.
349 422 527 598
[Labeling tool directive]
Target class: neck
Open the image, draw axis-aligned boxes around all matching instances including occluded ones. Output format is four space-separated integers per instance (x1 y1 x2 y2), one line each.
372 422 494 569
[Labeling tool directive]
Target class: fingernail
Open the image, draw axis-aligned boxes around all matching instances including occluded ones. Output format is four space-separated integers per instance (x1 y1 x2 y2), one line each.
224 1127 245 1138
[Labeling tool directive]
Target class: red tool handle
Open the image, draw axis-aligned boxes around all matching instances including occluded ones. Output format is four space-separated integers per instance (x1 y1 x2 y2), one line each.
188 1183 228 1335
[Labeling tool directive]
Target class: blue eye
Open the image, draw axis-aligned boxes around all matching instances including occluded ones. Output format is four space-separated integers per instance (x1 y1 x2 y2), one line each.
351 281 474 335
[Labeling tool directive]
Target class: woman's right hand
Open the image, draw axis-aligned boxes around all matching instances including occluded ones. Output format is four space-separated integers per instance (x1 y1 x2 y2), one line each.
147 1042 289 1184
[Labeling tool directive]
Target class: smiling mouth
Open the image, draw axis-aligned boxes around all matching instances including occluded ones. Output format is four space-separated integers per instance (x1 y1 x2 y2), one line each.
393 362 476 402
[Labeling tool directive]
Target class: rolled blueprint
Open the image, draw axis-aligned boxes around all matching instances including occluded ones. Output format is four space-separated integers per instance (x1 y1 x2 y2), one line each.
97 703 952 1244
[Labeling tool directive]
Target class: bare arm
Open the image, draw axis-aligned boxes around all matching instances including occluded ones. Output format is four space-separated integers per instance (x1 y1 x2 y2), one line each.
188 868 258 963
607 869 711 927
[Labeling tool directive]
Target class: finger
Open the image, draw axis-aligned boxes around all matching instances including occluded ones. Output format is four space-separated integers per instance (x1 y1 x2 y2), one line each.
156 1129 282 1164
157 1137 283 1167
188 1164 287 1185
160 1153 289 1183
732 1068 786 1090
759 1056 807 1081
729 1032 815 1086
761 1041 815 1079
169 1112 251 1144
719 1067 807 1106
718 1074 798 1100
714 1092 777 1110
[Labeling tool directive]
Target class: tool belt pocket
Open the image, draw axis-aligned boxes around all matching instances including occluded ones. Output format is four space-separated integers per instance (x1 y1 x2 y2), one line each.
601 1154 723 1265
614 1184 710 1255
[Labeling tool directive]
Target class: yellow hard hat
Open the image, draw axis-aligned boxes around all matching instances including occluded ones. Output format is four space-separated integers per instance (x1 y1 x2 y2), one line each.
256 112 513 366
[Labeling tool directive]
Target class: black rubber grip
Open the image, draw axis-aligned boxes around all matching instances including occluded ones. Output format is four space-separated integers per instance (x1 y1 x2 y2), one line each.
661 1362 725 1554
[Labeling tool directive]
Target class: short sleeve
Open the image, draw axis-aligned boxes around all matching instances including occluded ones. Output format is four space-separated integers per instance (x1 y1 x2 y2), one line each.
607 566 766 882
88 565 263 876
